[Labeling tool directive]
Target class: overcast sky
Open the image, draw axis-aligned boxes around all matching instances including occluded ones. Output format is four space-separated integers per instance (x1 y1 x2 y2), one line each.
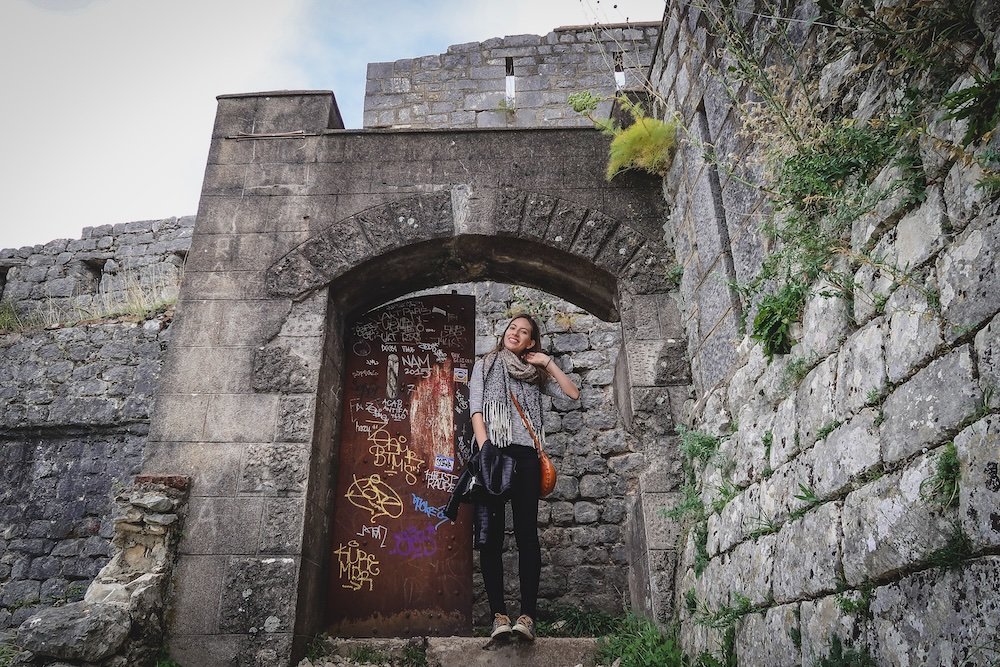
0 0 665 250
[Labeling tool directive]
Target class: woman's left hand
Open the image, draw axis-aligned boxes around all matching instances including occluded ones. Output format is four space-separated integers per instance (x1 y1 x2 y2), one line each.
523 351 551 368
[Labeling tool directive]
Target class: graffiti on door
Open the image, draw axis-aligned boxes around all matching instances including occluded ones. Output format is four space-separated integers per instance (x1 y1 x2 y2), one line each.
327 294 475 636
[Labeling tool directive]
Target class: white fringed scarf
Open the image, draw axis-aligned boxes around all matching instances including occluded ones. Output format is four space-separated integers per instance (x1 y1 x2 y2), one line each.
481 348 545 448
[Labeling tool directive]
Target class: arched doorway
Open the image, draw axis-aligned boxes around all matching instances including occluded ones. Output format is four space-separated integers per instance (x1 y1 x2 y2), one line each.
151 90 687 666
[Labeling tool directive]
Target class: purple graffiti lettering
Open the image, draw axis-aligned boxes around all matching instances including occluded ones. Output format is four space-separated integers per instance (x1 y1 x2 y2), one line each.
388 524 437 560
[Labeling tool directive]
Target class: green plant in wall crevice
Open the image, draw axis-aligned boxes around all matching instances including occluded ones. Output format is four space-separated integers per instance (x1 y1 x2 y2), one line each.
569 91 679 180
698 0 996 362
941 66 1000 148
814 636 876 667
919 441 960 508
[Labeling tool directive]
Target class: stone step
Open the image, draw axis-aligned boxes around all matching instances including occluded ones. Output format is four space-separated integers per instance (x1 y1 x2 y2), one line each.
303 636 601 667
428 636 599 667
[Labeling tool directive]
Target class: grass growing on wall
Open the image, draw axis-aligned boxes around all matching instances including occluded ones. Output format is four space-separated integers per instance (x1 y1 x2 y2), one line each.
919 441 961 508
568 91 679 180
0 267 178 334
700 0 999 359
0 300 24 332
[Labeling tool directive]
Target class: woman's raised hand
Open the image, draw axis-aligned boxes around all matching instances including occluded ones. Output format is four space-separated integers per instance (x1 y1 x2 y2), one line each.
523 351 552 368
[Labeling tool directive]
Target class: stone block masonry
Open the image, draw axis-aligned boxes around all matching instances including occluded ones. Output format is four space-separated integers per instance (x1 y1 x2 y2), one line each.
0 315 173 634
654 0 1000 664
0 216 193 325
363 23 660 130
0 219 190 636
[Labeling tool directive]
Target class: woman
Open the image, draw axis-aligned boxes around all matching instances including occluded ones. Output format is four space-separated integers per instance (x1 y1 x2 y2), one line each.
468 313 580 642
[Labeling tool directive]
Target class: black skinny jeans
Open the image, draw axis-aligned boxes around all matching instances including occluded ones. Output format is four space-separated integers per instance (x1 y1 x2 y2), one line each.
480 444 541 619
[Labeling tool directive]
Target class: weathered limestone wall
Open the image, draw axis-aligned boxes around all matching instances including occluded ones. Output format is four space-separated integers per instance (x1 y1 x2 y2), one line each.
0 216 192 322
651 0 1000 663
0 221 190 637
0 316 173 634
363 23 659 129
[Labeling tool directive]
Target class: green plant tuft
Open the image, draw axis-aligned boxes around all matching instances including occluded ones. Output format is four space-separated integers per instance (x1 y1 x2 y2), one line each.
695 593 752 629
678 426 721 467
596 614 687 667
815 636 876 667
919 441 961 508
606 104 679 180
569 91 679 180
685 588 699 614
747 513 779 538
0 300 26 333
816 420 842 441
401 644 428 667
666 482 705 522
836 585 873 617
536 604 623 637
711 478 744 514
941 66 1000 147
0 642 22 667
926 525 973 568
780 356 813 391
349 643 390 665
751 280 810 359
693 520 710 576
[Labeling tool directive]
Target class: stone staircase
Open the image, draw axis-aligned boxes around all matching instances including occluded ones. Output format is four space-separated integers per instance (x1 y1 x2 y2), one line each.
302 636 602 667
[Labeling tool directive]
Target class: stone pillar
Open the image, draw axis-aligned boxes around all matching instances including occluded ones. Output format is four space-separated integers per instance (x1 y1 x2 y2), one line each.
144 91 341 666
616 289 691 624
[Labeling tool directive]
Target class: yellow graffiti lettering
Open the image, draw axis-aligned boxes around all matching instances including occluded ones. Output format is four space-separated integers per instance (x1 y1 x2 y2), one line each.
365 419 425 485
345 473 403 523
334 540 380 591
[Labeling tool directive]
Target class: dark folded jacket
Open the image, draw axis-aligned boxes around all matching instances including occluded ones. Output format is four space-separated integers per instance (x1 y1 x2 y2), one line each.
444 440 515 548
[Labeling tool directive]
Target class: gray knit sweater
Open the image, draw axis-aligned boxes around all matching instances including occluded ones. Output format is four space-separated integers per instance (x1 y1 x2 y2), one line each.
468 357 572 449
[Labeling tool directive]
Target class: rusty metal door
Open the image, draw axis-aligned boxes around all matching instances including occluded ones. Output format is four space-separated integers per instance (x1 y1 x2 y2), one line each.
327 294 476 636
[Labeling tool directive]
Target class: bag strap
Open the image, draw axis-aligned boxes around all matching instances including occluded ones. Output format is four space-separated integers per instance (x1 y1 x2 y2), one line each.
509 391 544 455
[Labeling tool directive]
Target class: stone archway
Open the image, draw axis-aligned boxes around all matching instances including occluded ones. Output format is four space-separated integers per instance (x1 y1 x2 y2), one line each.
146 91 689 666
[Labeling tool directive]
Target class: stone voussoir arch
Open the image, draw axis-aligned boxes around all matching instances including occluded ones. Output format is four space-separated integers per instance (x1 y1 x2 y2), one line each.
263 186 678 320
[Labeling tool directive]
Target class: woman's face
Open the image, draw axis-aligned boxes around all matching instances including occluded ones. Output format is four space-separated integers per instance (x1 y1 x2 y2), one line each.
503 317 535 355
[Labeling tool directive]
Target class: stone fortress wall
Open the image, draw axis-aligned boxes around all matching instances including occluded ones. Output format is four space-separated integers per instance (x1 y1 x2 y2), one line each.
0 217 192 323
0 218 189 633
650 0 1000 664
363 22 660 129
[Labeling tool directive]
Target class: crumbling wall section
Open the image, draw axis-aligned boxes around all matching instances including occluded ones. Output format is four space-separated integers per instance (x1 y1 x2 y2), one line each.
0 220 190 637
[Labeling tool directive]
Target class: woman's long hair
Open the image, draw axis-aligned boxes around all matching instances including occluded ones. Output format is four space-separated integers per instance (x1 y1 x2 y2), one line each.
491 313 549 385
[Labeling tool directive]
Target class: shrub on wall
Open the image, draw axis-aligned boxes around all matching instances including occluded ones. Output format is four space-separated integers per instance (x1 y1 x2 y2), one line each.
569 91 679 180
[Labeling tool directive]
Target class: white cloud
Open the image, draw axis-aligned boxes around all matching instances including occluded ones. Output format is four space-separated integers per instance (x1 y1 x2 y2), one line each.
0 0 310 249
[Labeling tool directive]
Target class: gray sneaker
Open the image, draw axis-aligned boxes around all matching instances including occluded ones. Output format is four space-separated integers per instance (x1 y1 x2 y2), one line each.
512 614 535 641
490 613 512 640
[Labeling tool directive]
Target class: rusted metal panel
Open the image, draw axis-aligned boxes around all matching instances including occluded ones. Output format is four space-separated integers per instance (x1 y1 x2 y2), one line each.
327 294 476 637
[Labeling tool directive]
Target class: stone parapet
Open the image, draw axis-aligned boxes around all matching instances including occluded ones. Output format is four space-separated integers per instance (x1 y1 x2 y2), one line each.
0 216 192 327
363 23 660 130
